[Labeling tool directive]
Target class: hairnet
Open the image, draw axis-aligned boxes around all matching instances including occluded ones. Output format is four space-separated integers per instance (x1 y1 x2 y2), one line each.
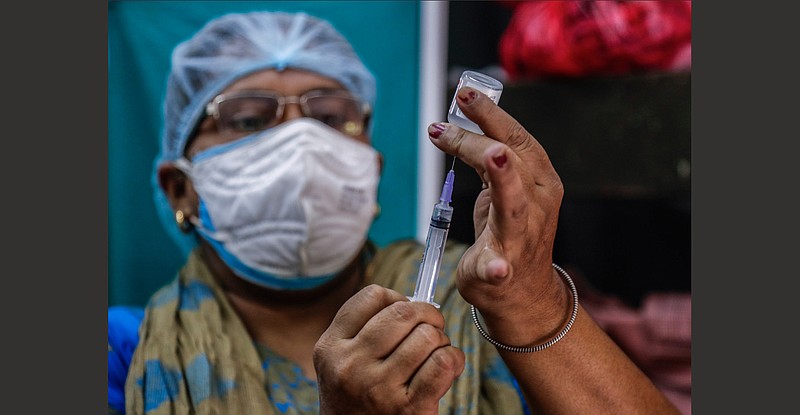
152 11 377 254
160 10 376 164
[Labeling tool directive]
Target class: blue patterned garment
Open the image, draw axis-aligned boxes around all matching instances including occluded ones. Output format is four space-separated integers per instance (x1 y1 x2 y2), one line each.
108 242 530 415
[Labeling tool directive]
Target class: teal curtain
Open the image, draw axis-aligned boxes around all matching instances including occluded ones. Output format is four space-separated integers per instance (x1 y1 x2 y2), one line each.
109 1 420 306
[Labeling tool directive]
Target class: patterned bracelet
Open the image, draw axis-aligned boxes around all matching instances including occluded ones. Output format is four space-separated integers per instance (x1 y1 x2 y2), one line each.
471 263 579 353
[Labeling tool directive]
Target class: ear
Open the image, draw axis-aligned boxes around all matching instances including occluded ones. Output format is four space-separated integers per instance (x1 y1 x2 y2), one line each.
157 163 199 218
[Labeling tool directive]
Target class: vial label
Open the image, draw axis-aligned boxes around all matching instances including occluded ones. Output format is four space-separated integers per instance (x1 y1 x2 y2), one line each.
447 71 503 135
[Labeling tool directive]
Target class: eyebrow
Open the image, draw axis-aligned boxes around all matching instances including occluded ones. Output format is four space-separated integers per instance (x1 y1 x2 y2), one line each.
224 87 350 96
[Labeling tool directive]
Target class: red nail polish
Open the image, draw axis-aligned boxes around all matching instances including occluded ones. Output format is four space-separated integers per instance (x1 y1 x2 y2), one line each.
493 153 507 168
429 123 446 138
457 89 477 105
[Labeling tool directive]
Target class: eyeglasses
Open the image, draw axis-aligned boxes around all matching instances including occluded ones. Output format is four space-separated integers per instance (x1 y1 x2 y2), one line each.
205 89 371 137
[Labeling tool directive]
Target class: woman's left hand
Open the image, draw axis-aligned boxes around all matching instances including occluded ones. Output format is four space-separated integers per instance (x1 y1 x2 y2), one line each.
428 86 568 347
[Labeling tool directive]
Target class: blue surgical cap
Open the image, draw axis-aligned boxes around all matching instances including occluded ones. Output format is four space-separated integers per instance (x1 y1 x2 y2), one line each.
152 11 377 254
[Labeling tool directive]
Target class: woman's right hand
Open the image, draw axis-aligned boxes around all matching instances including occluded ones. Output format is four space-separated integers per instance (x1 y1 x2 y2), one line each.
313 284 465 415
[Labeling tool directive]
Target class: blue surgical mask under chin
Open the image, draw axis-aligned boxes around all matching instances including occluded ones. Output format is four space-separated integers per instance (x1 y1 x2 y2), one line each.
193 199 338 290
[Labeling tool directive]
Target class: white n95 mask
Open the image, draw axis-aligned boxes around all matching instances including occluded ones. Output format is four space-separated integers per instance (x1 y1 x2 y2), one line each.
175 118 380 290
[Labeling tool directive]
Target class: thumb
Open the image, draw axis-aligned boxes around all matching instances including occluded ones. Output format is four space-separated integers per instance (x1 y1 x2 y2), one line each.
462 243 510 285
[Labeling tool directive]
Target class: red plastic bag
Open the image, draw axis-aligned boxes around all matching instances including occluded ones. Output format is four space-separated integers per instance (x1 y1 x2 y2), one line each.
498 1 692 80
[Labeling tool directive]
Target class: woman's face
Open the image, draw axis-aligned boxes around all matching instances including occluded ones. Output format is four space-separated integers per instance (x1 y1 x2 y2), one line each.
158 67 380 301
185 68 371 159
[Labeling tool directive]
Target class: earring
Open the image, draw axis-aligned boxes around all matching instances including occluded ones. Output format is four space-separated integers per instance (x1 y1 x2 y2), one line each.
175 210 193 233
374 203 381 218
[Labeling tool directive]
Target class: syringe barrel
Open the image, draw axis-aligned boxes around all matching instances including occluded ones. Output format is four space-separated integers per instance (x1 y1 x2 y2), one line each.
412 202 454 305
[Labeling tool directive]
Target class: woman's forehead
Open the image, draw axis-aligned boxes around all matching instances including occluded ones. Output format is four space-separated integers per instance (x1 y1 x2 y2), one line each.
222 68 347 95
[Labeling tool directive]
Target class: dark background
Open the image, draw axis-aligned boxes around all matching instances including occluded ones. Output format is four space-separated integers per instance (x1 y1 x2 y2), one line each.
445 2 691 307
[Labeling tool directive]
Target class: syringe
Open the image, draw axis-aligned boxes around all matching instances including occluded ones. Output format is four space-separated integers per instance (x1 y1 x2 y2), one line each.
409 159 456 308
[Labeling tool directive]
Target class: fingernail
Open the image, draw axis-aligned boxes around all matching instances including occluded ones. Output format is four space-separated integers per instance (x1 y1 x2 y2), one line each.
492 153 507 169
428 123 447 139
457 89 478 105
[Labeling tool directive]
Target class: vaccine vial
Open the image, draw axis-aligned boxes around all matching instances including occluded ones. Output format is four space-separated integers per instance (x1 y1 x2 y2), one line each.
447 70 503 135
